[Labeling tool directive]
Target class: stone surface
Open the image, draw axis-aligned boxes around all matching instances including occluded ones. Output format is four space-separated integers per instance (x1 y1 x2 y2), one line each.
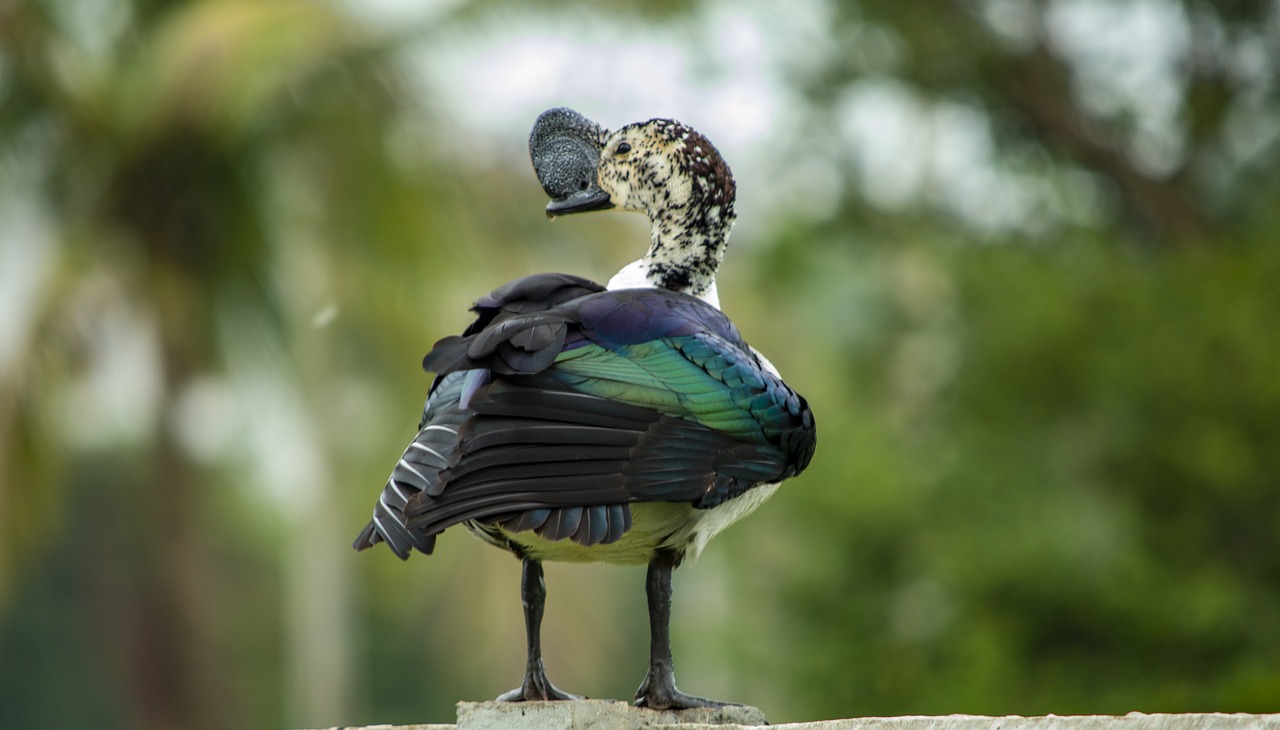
769 715 1280 730
304 711 1280 730
455 699 766 729
300 717 455 722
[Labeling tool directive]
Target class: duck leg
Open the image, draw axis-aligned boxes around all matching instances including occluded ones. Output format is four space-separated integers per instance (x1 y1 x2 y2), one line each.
634 550 731 710
497 558 582 702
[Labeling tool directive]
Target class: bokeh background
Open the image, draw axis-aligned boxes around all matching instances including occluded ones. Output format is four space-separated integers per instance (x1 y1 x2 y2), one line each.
2 0 1279 728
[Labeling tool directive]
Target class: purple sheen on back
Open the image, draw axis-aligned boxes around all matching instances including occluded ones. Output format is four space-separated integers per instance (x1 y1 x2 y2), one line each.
576 289 742 350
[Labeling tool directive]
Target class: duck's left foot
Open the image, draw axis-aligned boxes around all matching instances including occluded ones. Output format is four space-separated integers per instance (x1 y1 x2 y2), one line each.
497 661 583 702
633 670 734 710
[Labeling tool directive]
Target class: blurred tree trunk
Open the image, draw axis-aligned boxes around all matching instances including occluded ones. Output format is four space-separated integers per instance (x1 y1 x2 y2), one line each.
826 0 1272 247
84 272 247 730
1006 42 1210 246
1 0 416 724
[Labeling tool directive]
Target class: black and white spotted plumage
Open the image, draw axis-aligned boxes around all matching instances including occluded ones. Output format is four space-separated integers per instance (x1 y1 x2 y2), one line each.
597 119 736 302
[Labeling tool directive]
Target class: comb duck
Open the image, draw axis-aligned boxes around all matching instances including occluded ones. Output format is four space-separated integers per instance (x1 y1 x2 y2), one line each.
355 107 816 710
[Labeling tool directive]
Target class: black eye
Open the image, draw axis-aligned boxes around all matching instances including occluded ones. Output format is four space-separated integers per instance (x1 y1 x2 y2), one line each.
616 142 632 154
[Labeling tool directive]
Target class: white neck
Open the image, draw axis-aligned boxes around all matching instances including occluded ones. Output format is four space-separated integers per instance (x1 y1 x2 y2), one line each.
637 203 731 301
607 259 721 309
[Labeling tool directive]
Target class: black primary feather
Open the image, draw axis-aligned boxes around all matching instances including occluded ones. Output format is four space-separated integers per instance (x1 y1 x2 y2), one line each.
371 278 814 551
357 279 816 559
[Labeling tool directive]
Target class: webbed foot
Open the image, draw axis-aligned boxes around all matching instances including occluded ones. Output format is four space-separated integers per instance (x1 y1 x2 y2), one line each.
497 660 583 702
634 669 733 710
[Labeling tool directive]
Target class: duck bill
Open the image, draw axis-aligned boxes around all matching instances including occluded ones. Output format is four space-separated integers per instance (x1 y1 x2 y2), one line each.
545 190 614 219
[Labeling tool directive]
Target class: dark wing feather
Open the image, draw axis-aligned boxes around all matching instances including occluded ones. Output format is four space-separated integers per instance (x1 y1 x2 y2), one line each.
401 380 796 536
423 273 603 385
356 278 817 558
356 275 601 558
352 371 470 558
474 273 603 317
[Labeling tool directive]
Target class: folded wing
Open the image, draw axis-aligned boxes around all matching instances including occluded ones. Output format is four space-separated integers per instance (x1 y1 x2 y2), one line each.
356 278 816 559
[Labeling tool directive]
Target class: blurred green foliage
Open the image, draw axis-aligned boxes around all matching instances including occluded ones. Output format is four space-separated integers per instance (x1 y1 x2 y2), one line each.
730 235 1280 718
1 0 1278 728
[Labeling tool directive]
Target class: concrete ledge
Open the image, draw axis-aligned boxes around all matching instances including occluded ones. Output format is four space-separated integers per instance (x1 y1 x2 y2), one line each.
457 699 766 728
307 708 1280 730
760 714 1280 730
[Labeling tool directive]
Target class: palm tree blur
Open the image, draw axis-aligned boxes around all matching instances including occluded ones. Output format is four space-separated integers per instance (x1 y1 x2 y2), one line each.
1 1 1277 728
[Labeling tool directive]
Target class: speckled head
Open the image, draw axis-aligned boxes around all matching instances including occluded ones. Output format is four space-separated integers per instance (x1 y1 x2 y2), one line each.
598 119 736 226
527 108 738 300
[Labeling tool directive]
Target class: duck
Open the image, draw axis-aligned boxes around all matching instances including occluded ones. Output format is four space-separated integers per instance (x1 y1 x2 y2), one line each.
353 107 816 710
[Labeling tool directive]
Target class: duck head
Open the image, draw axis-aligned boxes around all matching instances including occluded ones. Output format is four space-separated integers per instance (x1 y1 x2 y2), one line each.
530 107 736 303
596 119 735 227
